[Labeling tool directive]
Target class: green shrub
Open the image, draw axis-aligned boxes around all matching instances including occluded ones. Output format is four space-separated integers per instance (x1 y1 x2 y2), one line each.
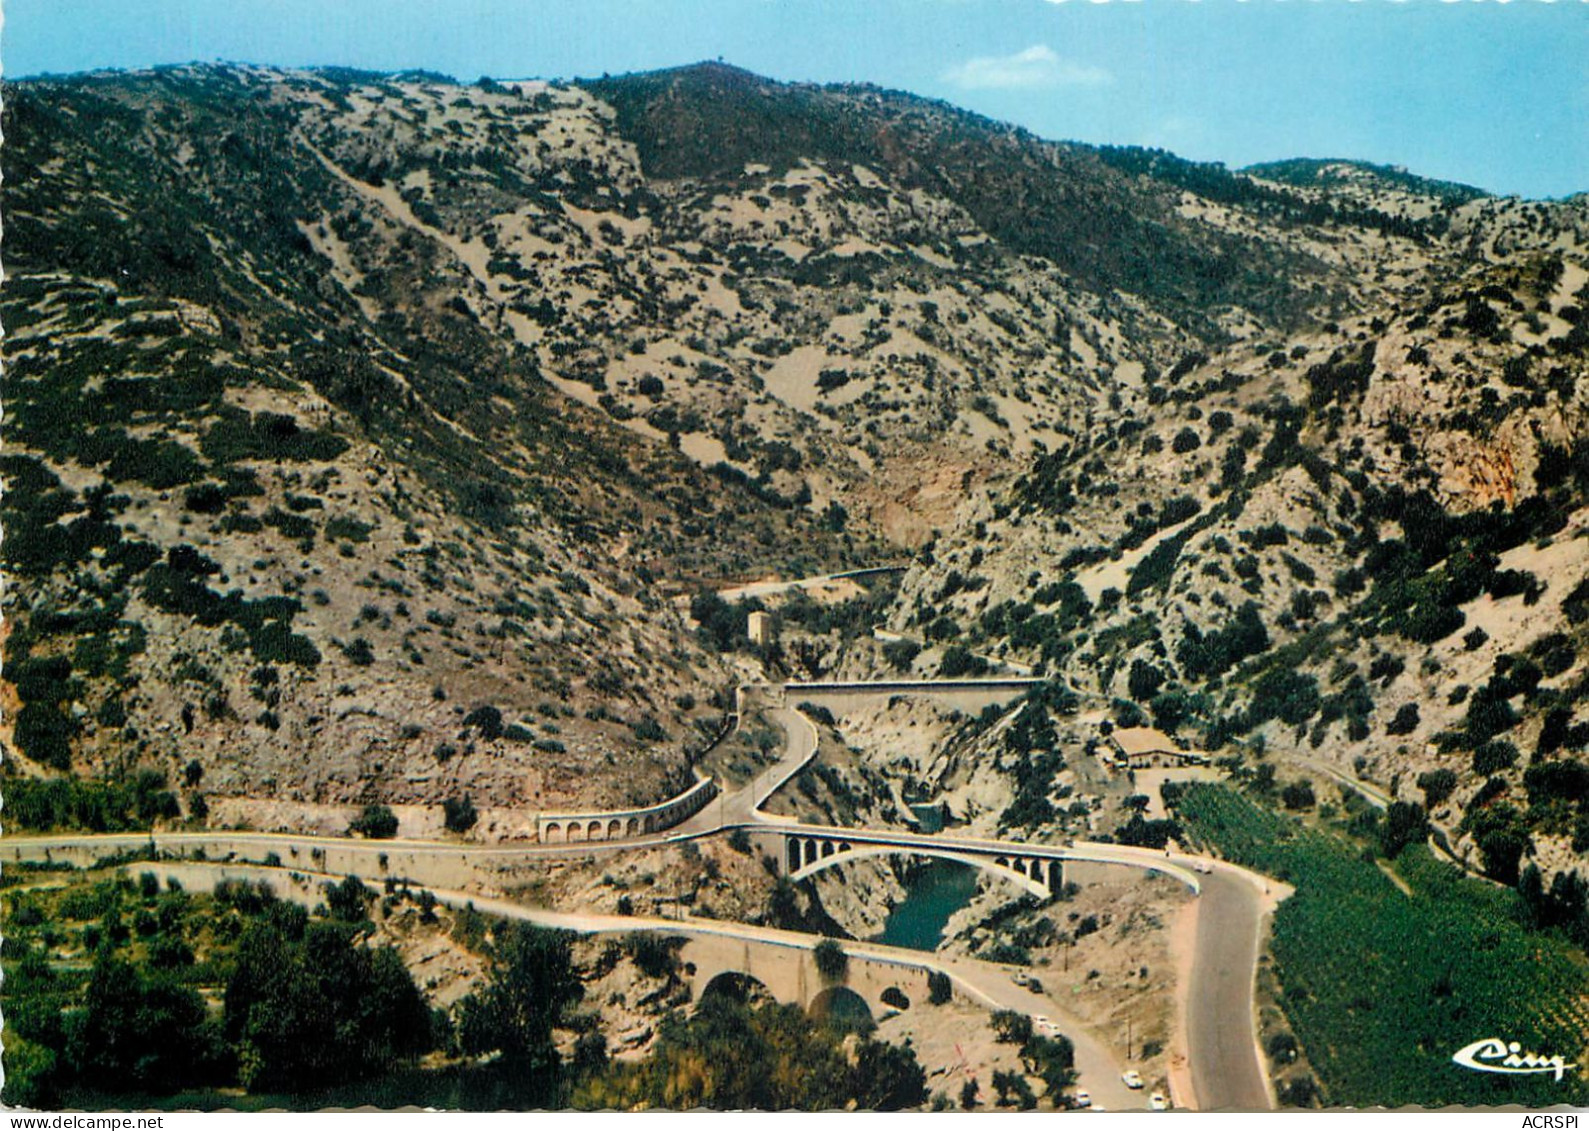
349 804 399 839
1385 703 1420 736
443 795 478 833
813 938 848 982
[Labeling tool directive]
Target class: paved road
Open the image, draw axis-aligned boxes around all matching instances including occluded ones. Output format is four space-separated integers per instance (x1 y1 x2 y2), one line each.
105 857 1146 1110
3 693 1277 1111
676 706 818 833
1299 757 1393 809
1184 868 1273 1110
672 565 908 610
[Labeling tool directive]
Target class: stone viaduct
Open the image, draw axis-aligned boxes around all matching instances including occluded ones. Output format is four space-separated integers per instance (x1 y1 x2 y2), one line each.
538 777 718 845
678 930 945 1021
782 677 1043 717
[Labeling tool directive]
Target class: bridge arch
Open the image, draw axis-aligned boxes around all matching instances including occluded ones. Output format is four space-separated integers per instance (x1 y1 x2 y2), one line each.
700 970 775 1006
808 985 874 1032
790 842 1050 898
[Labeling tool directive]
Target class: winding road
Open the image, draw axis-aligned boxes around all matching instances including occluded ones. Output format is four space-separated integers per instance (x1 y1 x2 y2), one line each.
2 692 1278 1109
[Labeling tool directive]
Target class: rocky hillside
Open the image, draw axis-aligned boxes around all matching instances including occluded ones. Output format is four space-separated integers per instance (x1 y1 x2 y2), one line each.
891 194 1589 885
4 63 1587 873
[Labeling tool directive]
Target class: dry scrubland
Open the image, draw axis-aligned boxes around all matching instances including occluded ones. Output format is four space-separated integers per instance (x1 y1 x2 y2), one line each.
3 60 1589 1110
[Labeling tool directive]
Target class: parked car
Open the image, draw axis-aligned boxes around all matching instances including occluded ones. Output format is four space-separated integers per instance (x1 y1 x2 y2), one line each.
1122 1070 1145 1089
1032 1015 1060 1035
1073 1090 1092 1109
1149 1092 1169 1111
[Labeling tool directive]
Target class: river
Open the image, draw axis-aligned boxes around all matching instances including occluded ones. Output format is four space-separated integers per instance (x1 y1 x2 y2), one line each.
871 859 980 951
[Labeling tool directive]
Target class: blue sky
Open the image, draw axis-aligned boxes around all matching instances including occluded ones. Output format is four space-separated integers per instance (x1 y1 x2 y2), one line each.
7 0 1586 198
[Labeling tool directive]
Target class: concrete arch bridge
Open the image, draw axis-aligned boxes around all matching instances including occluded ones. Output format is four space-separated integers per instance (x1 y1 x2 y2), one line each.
771 825 1203 900
784 832 1062 898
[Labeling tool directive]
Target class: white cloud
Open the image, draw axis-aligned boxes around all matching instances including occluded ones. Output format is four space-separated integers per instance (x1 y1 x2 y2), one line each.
942 44 1112 91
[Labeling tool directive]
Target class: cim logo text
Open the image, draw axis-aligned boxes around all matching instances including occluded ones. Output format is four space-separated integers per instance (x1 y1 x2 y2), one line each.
1453 1038 1578 1082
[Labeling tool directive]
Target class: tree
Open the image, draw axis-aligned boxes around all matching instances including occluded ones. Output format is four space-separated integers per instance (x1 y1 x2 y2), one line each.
1117 814 1181 849
1464 803 1530 885
572 1030 609 1075
1472 739 1519 776
1385 703 1420 736
1281 781 1316 811
226 921 431 1092
940 645 986 678
349 803 399 839
1022 1034 1076 1098
71 950 215 1091
991 1068 1036 1108
990 1009 1033 1045
1267 1032 1299 1063
1128 659 1165 703
462 704 504 740
1379 801 1428 859
1247 668 1321 728
1417 768 1458 809
457 923 583 1072
813 938 848 983
443 794 478 833
882 638 921 672
689 591 743 652
623 932 680 980
1151 690 1194 733
1171 427 1202 454
960 1076 980 1109
852 1034 928 1109
324 875 372 921
927 970 953 1005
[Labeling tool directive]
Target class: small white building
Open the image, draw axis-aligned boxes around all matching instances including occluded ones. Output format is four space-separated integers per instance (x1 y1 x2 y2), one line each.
1108 726 1209 770
747 610 774 646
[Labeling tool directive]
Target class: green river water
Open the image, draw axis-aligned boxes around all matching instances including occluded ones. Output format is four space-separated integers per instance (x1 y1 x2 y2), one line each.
871 859 980 951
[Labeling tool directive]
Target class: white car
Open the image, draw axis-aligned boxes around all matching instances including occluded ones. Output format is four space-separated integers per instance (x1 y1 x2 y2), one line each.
1122 1070 1145 1089
1032 1015 1060 1035
1073 1089 1092 1109
1193 860 1214 874
1149 1092 1169 1111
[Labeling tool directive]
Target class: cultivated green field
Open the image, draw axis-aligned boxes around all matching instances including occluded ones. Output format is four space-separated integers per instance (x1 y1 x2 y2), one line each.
1174 783 1589 1108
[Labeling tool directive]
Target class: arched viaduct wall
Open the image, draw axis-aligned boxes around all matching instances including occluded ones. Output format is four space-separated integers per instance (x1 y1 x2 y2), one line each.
680 932 945 1015
783 678 1040 717
538 777 718 845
